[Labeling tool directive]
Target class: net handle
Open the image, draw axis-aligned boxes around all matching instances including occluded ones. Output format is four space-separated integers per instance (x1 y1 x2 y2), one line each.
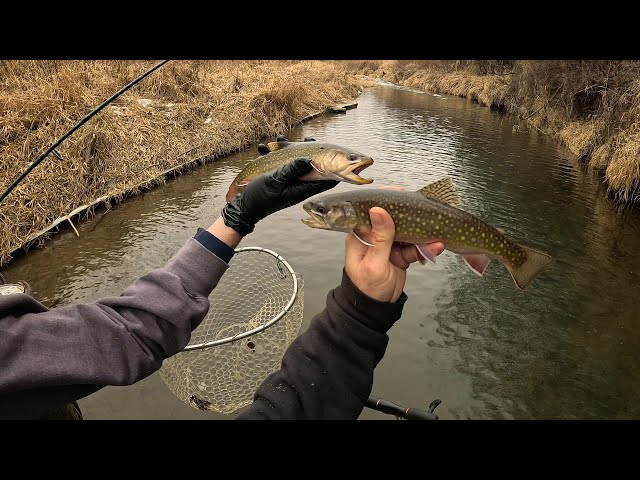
181 246 299 351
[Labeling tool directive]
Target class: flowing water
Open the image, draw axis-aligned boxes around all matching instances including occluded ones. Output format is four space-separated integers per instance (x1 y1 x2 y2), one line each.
4 83 640 419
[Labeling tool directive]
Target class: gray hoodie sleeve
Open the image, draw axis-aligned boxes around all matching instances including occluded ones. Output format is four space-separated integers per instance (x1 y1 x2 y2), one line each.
0 237 228 419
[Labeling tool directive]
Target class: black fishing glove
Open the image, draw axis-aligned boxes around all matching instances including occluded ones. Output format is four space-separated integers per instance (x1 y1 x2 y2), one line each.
221 157 339 236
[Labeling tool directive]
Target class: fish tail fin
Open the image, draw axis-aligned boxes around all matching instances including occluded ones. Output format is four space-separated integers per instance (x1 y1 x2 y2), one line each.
504 245 554 290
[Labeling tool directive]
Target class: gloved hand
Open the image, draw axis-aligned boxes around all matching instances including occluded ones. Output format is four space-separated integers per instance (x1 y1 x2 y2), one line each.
221 157 338 236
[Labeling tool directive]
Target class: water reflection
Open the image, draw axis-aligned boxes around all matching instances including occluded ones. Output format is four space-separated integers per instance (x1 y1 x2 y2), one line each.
4 84 640 419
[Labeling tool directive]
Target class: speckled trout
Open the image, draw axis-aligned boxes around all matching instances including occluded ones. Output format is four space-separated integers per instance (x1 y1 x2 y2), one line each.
301 178 553 289
225 137 374 202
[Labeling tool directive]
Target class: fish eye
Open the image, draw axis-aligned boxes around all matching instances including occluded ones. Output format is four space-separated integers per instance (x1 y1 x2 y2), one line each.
349 154 357 160
317 206 325 214
319 147 324 150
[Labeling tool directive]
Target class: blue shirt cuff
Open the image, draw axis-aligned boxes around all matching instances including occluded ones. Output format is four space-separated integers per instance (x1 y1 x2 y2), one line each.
194 228 236 264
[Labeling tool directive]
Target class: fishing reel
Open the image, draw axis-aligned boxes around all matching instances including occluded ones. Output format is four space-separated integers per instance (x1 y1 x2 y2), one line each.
365 394 443 420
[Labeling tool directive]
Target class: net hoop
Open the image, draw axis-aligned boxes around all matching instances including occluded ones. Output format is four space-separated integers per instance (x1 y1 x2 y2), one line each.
181 246 299 351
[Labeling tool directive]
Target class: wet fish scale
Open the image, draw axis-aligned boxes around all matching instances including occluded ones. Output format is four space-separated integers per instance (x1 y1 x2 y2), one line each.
339 190 522 261
241 144 324 179
303 186 553 289
226 141 374 202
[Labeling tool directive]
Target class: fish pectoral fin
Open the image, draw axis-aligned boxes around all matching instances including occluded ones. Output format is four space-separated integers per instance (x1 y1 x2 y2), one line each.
352 231 375 247
414 244 437 265
417 177 460 207
462 254 491 276
257 144 271 156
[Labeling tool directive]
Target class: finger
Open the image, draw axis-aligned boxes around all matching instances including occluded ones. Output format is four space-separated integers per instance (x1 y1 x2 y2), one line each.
297 180 339 193
284 180 340 206
390 244 411 270
364 207 396 266
271 158 313 184
401 241 445 265
391 243 428 269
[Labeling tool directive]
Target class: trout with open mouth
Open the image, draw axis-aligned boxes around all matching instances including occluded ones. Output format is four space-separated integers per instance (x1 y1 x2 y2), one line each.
225 136 374 202
301 178 553 289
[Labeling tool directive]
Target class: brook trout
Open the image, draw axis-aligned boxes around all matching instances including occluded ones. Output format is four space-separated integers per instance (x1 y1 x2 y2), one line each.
301 178 553 289
226 137 374 202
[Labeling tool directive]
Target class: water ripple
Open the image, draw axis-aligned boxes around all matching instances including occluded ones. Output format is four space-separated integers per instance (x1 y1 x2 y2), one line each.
5 84 640 419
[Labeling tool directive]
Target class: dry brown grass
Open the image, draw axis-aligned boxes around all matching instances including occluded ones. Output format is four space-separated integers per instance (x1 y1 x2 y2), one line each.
0 60 363 266
336 60 640 204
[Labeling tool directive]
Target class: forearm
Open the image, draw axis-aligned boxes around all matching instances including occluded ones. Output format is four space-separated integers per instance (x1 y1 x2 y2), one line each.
0 235 229 419
207 217 242 249
236 270 407 420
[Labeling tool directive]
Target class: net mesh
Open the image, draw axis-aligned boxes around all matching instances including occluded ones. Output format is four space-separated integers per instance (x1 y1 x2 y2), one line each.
159 247 304 415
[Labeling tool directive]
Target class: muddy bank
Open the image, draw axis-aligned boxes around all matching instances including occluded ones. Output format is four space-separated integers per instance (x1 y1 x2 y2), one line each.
0 60 363 266
337 60 640 205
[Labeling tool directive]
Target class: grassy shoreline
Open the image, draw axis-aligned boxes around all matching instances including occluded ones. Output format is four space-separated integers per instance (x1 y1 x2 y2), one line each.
337 60 640 206
0 60 363 267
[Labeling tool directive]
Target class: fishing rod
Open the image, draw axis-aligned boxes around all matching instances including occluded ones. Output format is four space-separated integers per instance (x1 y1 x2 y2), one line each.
3 63 441 421
365 394 442 420
0 60 170 205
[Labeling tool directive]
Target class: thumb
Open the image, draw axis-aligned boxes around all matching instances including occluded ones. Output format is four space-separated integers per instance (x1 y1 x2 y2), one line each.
365 207 395 265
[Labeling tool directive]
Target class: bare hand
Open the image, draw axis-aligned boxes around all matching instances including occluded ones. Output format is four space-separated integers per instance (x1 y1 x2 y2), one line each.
344 207 445 303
